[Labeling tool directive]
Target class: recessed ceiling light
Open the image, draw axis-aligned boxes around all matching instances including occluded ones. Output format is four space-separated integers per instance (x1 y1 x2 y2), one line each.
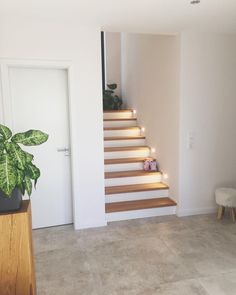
190 0 200 4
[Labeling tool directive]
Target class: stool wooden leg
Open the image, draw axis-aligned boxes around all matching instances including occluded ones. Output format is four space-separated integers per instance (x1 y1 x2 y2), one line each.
217 206 225 220
230 208 236 222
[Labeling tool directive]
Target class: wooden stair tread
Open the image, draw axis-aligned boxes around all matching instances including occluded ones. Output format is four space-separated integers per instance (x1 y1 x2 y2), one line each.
103 109 133 113
105 157 153 165
103 118 137 122
104 136 145 141
105 146 150 152
105 170 161 179
104 126 140 131
106 197 176 213
106 182 169 195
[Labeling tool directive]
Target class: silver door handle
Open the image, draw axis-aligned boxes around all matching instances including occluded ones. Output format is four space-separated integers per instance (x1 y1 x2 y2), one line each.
57 148 70 152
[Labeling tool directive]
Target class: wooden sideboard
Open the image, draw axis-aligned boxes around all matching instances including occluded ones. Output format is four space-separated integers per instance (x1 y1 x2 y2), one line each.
0 200 36 295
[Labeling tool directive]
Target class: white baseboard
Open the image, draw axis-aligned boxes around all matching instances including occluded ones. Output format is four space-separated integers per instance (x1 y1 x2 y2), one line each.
177 206 217 217
106 206 176 222
74 220 107 230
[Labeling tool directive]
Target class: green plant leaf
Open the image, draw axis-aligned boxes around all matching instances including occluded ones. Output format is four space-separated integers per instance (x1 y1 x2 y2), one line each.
0 154 17 196
0 142 4 156
12 130 49 146
5 142 26 170
16 169 24 185
0 124 12 141
18 183 26 195
23 151 34 163
104 89 114 94
26 163 40 180
34 179 38 189
25 176 32 196
107 83 117 90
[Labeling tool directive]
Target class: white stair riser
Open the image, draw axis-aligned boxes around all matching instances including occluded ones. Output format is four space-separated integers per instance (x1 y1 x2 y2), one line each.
105 162 144 172
106 189 169 203
104 139 146 148
104 129 141 137
104 149 150 159
104 120 137 128
103 112 135 119
106 206 176 222
105 174 162 186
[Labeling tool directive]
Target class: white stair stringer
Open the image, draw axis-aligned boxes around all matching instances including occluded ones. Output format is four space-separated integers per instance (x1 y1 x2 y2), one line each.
106 188 169 203
106 206 176 222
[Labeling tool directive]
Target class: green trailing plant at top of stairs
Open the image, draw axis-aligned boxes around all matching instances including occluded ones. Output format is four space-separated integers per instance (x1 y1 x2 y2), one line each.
103 83 123 110
0 124 49 197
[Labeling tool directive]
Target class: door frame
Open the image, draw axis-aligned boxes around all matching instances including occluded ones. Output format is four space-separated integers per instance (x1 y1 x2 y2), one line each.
0 58 76 226
101 31 106 92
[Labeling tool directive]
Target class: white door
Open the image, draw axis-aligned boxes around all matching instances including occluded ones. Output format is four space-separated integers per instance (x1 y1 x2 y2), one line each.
8 67 73 229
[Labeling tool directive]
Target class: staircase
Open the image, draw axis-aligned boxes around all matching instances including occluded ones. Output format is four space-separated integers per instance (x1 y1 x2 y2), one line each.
103 109 176 222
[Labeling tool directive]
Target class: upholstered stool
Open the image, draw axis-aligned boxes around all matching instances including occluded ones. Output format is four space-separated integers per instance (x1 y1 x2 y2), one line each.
215 188 236 222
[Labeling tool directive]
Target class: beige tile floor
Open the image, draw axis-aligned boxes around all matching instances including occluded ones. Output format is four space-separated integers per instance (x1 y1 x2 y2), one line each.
33 213 236 295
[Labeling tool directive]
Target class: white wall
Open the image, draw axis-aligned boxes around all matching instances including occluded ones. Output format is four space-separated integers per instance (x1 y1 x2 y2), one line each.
121 33 180 202
105 32 121 96
1 14 236 225
179 32 236 216
0 17 106 229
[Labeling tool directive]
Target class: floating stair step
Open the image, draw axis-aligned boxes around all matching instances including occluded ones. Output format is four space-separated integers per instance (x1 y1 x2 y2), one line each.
104 136 145 141
103 118 137 121
106 188 169 203
104 146 149 152
105 170 161 179
104 157 153 165
105 197 176 213
104 157 151 172
104 136 146 148
104 146 150 159
105 170 162 186
103 109 134 113
104 126 140 131
105 182 169 195
103 109 135 120
104 126 141 137
103 118 137 128
106 206 176 222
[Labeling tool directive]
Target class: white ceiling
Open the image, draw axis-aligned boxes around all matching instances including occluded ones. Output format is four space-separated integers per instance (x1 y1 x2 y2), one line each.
1 0 236 34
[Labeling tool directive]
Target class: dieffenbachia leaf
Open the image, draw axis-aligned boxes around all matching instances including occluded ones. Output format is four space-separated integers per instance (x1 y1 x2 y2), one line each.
0 154 17 196
12 130 49 146
24 151 34 163
25 176 32 196
18 183 26 195
0 124 12 141
0 142 4 156
5 142 26 170
17 169 24 186
26 163 40 180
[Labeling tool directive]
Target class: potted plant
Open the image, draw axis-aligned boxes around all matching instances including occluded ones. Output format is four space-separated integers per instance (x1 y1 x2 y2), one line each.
0 124 48 212
103 83 123 110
